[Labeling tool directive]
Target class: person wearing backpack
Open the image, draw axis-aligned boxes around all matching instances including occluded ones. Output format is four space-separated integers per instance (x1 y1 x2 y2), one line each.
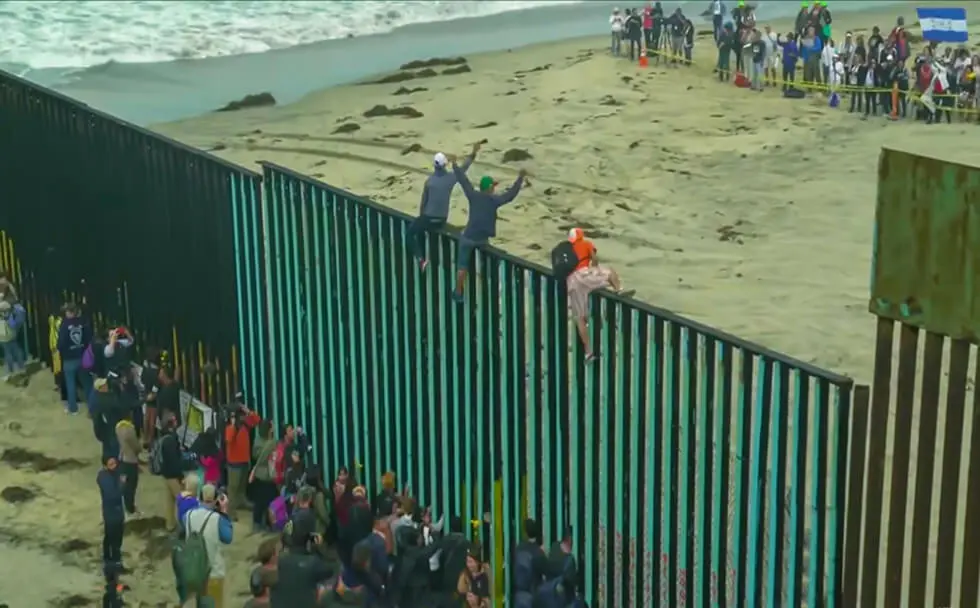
155 414 190 531
57 302 93 415
563 228 631 362
179 484 234 608
512 519 548 607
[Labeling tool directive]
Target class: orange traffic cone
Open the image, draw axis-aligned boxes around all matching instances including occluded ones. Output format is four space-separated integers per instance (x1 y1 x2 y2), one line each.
639 49 648 68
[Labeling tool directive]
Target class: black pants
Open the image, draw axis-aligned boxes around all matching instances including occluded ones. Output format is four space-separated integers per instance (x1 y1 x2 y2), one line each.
782 66 795 90
103 519 124 564
864 91 877 116
407 216 445 261
251 479 278 527
735 49 744 74
629 37 641 61
119 462 139 513
897 87 908 117
644 28 653 48
712 15 722 42
849 88 863 112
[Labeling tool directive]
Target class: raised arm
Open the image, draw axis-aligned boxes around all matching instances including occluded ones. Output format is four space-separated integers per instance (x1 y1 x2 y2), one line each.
451 161 476 199
493 172 526 207
457 140 483 174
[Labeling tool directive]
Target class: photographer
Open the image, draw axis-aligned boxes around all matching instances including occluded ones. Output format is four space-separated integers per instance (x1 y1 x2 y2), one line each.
224 402 261 517
272 492 335 608
181 484 234 607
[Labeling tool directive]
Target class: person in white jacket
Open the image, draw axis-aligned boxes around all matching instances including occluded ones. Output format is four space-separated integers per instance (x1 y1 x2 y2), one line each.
610 8 624 56
821 38 837 89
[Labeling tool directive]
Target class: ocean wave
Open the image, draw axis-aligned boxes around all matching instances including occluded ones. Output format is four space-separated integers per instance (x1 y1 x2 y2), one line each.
0 0 584 71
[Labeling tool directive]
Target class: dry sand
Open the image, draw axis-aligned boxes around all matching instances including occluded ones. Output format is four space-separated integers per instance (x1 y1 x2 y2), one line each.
156 2 980 385
3 3 979 607
0 378 270 607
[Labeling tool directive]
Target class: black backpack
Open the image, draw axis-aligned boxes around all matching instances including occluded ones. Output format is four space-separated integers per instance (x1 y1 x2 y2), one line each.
550 241 579 281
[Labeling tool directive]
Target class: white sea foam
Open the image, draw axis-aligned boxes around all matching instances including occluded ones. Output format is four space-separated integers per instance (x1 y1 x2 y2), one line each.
0 0 584 70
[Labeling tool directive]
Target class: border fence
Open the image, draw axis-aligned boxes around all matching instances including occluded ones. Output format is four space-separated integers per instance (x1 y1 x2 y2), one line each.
0 68 855 607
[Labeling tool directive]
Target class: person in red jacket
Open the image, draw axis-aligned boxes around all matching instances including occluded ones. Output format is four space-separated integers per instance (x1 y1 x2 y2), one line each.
225 406 261 516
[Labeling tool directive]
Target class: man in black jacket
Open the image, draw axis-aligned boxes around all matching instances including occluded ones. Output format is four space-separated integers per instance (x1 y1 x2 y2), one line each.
624 9 643 61
98 457 126 569
272 511 334 608
156 414 187 531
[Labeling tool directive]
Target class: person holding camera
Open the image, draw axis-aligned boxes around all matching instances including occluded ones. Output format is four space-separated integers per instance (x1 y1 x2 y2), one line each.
271 490 335 608
182 484 234 607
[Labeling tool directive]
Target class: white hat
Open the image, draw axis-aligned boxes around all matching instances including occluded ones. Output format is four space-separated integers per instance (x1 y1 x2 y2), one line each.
433 152 448 167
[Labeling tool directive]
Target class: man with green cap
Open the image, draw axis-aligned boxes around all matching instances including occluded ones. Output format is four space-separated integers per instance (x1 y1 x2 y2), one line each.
448 158 527 303
795 1 810 38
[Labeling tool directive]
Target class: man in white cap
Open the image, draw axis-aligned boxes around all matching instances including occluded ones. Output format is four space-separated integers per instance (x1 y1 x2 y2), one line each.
408 141 483 271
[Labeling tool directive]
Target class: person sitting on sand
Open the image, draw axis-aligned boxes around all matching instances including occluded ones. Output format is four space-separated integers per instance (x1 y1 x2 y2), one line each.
408 141 482 271
565 228 631 362
448 158 526 303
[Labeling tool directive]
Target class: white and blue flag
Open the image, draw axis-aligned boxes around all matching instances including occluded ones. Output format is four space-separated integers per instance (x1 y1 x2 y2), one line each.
916 7 968 43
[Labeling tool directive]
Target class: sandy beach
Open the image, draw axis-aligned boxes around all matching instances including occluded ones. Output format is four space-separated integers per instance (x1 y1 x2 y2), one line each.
0 377 272 607
2 2 978 607
155 1 979 385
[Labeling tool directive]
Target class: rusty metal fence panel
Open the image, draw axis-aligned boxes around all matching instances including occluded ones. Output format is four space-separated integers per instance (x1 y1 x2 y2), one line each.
845 149 980 608
870 148 980 340
0 69 261 402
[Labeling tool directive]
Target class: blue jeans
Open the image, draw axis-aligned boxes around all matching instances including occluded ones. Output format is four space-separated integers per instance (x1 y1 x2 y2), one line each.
752 62 764 90
0 339 25 374
63 357 94 414
611 32 622 56
456 238 483 271
407 216 445 261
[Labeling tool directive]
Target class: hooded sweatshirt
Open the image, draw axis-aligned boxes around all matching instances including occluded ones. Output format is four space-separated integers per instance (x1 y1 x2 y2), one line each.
57 316 92 361
452 163 525 242
418 154 474 220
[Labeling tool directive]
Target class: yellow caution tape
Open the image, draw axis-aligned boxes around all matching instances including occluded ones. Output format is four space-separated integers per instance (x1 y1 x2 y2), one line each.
639 46 979 115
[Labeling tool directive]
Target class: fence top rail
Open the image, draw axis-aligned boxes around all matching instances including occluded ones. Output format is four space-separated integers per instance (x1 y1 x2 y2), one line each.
261 160 853 387
0 68 262 180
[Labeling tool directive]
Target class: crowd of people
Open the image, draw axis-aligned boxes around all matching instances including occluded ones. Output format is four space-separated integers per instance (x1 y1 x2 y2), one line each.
20 291 590 606
608 1 980 124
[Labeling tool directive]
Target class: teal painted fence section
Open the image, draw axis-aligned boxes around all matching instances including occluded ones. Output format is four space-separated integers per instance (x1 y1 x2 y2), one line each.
239 162 854 607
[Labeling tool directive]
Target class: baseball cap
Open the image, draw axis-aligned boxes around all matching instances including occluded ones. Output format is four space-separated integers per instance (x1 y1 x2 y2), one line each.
433 152 448 167
479 176 497 191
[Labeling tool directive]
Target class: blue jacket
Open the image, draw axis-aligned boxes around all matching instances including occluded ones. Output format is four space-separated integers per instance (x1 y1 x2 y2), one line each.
57 317 92 360
419 154 474 219
780 40 800 67
800 36 822 62
452 163 524 242
97 469 125 523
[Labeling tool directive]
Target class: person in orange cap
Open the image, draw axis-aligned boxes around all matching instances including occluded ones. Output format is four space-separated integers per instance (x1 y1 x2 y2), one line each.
565 228 632 362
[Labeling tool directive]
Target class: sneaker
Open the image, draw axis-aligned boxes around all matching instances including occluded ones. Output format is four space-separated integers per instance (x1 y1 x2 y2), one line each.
585 352 599 364
451 289 464 304
418 258 429 271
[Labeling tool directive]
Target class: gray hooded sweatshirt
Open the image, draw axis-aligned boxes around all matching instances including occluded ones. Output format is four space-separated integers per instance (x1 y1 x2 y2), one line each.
418 154 474 219
452 163 525 242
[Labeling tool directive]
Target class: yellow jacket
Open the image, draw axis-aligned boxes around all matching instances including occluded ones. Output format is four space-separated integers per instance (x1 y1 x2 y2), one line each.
48 316 62 374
